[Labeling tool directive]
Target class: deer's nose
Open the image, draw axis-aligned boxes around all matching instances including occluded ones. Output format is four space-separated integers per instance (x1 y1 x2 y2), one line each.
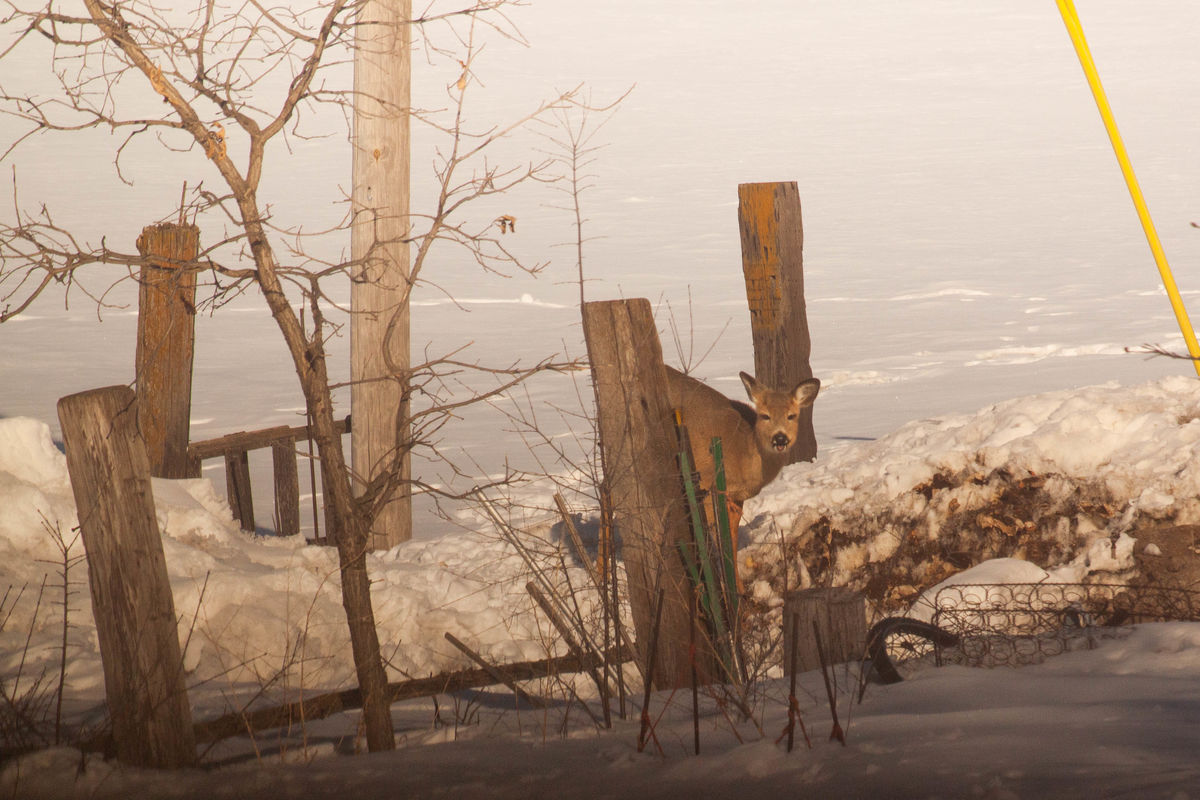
771 433 790 451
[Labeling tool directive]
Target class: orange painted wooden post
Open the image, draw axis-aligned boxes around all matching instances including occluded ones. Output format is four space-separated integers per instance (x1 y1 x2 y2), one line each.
737 182 817 463
57 386 196 768
135 222 200 479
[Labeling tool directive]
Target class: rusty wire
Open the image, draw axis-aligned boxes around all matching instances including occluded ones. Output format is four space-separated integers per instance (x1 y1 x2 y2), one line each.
924 582 1200 669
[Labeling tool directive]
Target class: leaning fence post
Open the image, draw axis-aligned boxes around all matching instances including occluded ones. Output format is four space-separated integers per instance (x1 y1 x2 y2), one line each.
135 222 200 479
737 181 817 463
57 386 197 768
582 298 712 689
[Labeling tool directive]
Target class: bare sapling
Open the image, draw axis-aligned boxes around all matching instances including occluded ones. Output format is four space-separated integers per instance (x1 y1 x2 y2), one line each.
0 0 603 753
478 100 648 723
812 622 846 745
0 517 86 763
40 516 84 746
0 580 52 761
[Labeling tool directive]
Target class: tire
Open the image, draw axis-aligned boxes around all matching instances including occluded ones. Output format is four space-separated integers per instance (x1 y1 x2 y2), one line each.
1060 605 1092 629
865 617 960 684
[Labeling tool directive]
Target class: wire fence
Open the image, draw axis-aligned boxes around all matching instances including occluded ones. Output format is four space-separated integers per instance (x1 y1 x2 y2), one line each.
925 582 1200 669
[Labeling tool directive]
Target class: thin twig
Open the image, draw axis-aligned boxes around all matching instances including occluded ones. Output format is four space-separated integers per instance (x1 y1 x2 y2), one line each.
813 622 845 745
637 587 665 755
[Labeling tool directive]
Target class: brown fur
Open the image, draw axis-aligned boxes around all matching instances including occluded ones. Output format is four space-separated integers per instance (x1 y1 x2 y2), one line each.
664 365 820 587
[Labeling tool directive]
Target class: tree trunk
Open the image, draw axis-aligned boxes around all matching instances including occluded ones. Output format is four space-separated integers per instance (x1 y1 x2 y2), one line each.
229 200 396 752
351 0 413 550
81 0 397 754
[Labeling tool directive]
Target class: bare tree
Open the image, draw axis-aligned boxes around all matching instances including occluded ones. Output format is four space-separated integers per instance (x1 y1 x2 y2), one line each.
0 0 586 752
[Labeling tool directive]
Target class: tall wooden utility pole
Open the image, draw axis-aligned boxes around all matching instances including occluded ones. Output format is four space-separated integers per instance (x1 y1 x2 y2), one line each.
351 0 412 548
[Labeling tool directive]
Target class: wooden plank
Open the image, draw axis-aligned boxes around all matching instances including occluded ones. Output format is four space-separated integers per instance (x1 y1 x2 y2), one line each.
737 181 817 463
782 587 867 675
224 450 255 532
526 581 608 701
187 417 351 538
443 632 547 709
189 419 351 461
182 646 630 747
554 492 602 591
272 437 300 536
135 223 200 479
582 298 711 689
57 385 197 768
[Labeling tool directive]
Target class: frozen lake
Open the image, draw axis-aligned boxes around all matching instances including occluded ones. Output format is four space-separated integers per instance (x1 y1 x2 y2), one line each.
2 0 1198 537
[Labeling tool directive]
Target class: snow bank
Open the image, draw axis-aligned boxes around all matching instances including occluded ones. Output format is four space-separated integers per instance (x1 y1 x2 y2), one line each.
0 417 586 701
0 375 1195 715
0 418 75 562
3 377 1200 797
743 376 1200 605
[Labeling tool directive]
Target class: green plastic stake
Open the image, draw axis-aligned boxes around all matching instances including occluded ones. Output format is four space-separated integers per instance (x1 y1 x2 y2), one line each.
710 437 738 619
677 439 727 645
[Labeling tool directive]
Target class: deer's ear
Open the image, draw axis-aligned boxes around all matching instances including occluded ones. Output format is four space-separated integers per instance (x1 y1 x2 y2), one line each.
792 378 820 407
739 371 759 400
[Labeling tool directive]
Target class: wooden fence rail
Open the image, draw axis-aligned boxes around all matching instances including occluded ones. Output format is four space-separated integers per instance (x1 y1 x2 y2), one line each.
187 416 351 539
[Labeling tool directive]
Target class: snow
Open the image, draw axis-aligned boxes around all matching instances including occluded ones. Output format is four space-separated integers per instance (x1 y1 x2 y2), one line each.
3 0 1200 796
752 375 1200 533
4 376 1200 796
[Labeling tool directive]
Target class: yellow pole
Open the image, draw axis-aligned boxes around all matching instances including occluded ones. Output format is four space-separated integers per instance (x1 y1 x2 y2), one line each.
1055 0 1200 376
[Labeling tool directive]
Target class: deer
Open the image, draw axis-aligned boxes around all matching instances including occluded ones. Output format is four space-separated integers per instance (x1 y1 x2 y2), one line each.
664 365 820 590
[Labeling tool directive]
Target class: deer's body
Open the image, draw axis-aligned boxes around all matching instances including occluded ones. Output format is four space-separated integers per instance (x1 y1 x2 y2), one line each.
664 365 820 587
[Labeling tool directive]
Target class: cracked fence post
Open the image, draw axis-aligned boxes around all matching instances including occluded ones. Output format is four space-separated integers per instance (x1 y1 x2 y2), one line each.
737 181 817 464
58 385 197 768
582 298 715 688
135 222 200 479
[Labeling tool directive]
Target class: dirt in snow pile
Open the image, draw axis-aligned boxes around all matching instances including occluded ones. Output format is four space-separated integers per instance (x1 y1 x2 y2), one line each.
733 377 1200 620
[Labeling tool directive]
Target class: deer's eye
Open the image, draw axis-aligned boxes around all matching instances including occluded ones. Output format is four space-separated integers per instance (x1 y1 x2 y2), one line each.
758 413 770 421
788 413 797 421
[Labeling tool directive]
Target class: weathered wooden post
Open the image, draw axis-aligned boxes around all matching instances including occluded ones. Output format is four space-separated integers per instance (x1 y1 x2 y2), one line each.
737 181 817 463
782 587 866 675
351 0 413 550
57 386 196 768
583 298 710 688
135 222 200 479
272 436 301 536
224 448 254 531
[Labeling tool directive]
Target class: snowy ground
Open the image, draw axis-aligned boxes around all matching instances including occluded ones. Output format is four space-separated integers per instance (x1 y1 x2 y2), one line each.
3 374 1200 798
8 623 1200 800
4 0 1200 796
